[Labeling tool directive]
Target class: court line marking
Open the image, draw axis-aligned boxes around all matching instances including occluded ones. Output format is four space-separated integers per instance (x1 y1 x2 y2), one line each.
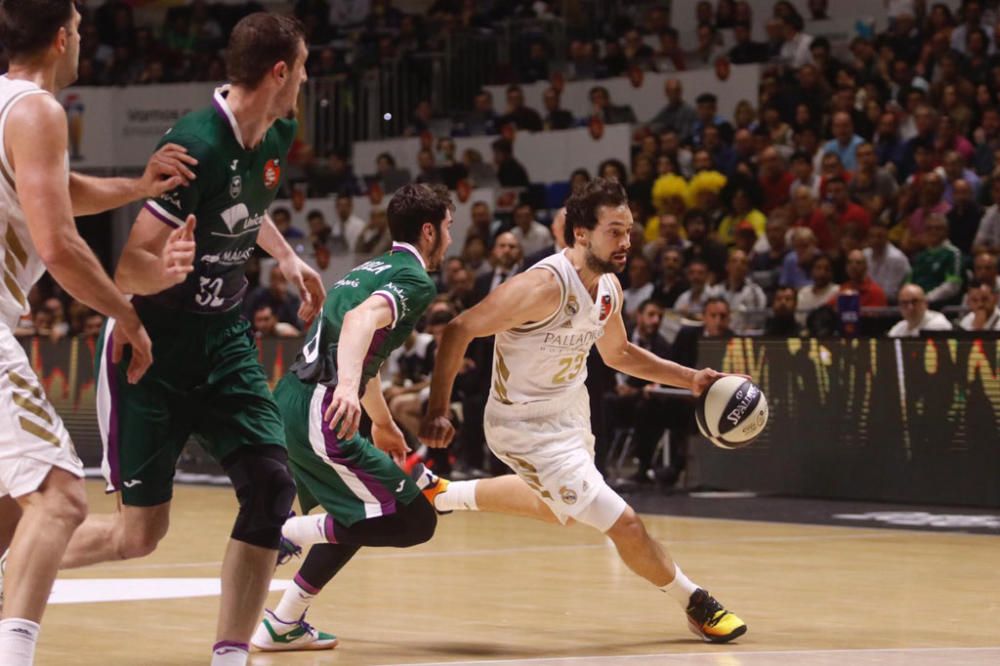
385 646 1000 666
71 531 902 574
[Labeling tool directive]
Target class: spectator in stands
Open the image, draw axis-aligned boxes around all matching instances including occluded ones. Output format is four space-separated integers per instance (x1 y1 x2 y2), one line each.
688 22 725 68
751 211 790 295
244 266 302 329
510 202 549 257
779 12 814 68
947 179 981 256
765 286 801 336
306 150 362 197
436 137 469 189
950 0 994 55
415 148 444 185
309 242 339 287
758 147 793 213
589 86 637 125
939 151 979 204
850 142 899 216
271 207 305 243
973 175 1000 253
682 208 727 280
252 305 300 339
307 210 333 249
600 299 674 486
888 284 953 337
474 231 522 304
331 193 366 254
355 207 393 258
623 255 655 323
729 20 769 64
789 151 820 198
822 112 864 171
791 185 834 251
822 176 871 239
499 84 543 132
404 99 434 137
541 87 574 131
959 282 1000 331
81 311 105 339
463 148 498 187
864 222 910 304
491 138 530 188
462 236 491 278
780 227 821 289
718 186 766 246
525 206 566 266
458 89 500 136
567 39 599 81
908 214 963 306
674 259 716 319
796 254 839 324
716 249 766 334
446 266 477 312
831 249 887 309
653 27 686 72
628 155 655 214
648 79 697 140
653 247 689 309
672 296 733 368
644 213 688 265
467 200 504 246
375 152 411 193
622 27 655 70
971 251 1000 295
873 111 906 168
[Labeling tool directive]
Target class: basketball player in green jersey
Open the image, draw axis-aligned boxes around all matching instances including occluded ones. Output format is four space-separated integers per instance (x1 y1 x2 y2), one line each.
247 184 453 652
54 14 325 666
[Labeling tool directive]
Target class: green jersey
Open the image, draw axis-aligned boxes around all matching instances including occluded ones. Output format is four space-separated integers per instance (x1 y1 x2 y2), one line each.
143 86 296 314
290 243 437 391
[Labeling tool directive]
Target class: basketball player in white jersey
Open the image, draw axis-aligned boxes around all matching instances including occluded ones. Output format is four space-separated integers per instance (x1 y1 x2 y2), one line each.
0 2 196 663
420 178 747 643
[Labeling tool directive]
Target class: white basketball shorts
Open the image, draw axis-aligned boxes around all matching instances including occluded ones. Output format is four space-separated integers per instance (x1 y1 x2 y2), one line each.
0 321 83 498
484 387 620 528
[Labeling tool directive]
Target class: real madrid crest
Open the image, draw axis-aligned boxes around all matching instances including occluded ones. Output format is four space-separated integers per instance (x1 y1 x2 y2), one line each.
565 295 580 316
229 175 242 199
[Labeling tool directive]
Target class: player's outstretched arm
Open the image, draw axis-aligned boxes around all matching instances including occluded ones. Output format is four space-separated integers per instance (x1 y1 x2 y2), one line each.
595 277 734 396
324 294 396 441
69 143 198 216
420 270 561 448
10 95 152 383
115 209 197 296
257 215 325 325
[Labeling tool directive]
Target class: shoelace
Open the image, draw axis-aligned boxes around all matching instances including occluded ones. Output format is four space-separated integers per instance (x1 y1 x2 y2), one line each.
294 617 318 637
277 537 302 566
688 594 729 627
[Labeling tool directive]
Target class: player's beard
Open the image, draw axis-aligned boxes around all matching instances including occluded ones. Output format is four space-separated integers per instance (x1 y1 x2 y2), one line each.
426 230 444 271
584 245 620 274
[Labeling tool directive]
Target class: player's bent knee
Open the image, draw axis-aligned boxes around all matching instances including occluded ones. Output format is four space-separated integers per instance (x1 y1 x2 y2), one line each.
574 484 629 534
224 445 296 550
117 508 170 559
606 506 646 543
403 497 437 546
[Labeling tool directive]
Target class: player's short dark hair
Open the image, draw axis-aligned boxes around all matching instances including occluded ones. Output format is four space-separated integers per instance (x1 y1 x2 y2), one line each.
564 177 627 248
387 183 454 245
225 12 305 89
0 0 74 60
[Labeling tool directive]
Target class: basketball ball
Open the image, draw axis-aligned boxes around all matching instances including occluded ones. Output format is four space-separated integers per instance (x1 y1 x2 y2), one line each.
695 375 768 449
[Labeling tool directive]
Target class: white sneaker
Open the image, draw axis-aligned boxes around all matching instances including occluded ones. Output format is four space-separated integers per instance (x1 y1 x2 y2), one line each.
251 609 338 652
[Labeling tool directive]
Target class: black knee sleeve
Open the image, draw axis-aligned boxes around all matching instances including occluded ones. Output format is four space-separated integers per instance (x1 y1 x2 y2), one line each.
223 446 296 549
329 495 437 548
402 495 437 546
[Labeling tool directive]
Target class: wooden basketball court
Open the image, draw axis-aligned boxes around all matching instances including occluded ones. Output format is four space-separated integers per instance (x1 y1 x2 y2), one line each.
35 481 1000 665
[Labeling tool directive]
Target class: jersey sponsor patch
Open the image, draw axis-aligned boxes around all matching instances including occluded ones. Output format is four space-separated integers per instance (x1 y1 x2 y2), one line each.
264 159 281 189
599 293 612 321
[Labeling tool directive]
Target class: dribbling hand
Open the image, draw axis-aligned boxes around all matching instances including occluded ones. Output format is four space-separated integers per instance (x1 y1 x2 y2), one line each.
690 368 751 397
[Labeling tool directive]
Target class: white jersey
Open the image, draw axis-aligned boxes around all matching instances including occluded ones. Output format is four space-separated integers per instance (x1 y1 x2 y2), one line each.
0 76 58 328
490 250 620 407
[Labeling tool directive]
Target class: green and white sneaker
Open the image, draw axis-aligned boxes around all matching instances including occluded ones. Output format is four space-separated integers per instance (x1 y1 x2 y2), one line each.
251 609 338 652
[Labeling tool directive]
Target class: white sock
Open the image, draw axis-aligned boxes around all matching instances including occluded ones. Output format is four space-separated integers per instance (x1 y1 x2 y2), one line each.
660 564 700 608
435 479 479 512
272 580 317 623
211 641 248 666
0 619 39 666
282 514 330 547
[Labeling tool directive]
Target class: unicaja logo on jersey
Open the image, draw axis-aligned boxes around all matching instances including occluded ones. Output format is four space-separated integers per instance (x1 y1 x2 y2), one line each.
264 159 281 189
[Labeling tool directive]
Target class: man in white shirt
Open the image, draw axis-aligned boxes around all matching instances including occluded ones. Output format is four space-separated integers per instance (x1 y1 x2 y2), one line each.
779 13 814 68
510 202 551 257
973 178 1000 253
864 223 910 303
888 284 953 337
332 193 366 253
959 282 1000 331
673 259 717 320
715 249 766 334
796 254 839 326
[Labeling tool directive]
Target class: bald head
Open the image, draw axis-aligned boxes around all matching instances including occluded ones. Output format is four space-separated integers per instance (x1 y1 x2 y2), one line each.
898 284 928 325
493 231 522 270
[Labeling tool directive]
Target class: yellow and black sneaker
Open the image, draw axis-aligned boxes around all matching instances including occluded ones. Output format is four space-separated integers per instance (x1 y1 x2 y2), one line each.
685 589 747 643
